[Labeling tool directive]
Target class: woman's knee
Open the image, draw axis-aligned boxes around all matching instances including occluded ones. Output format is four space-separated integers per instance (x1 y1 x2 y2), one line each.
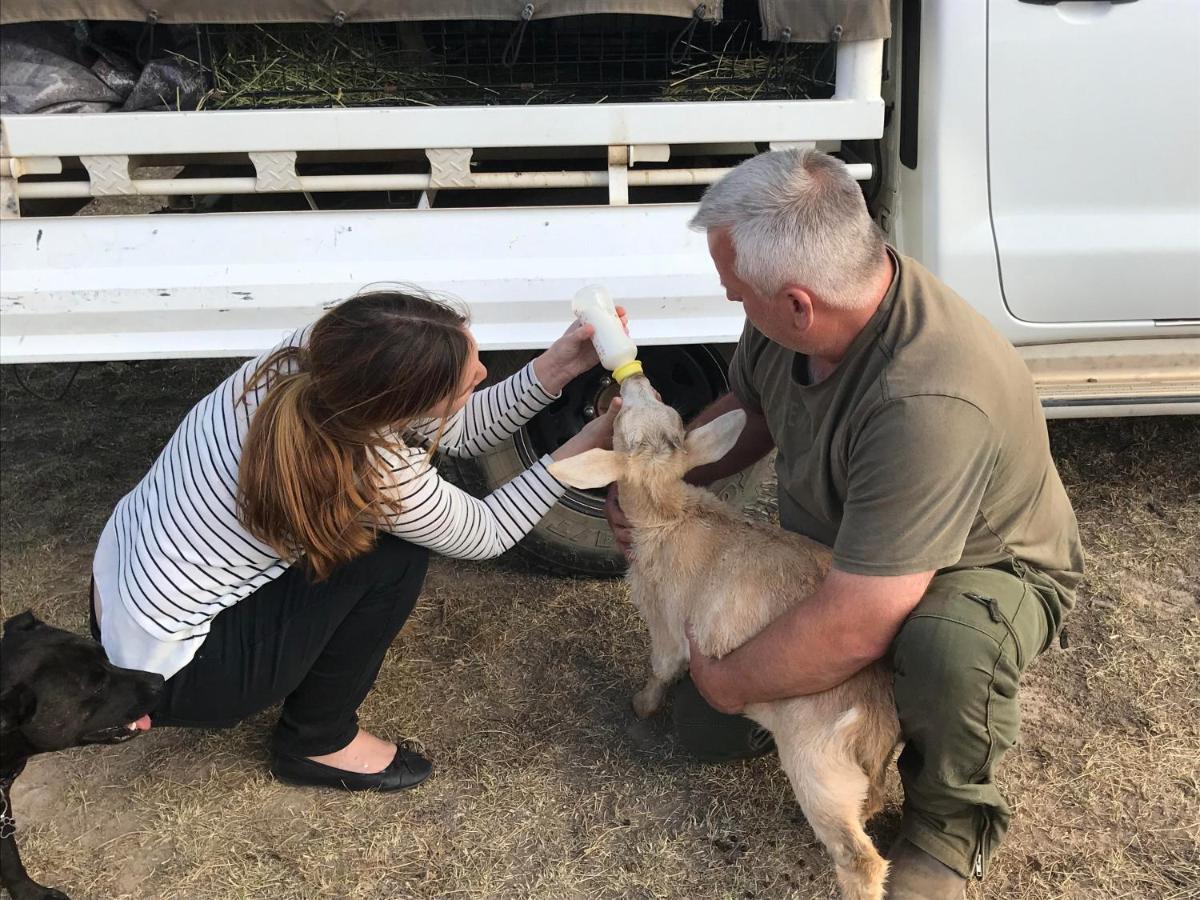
335 533 429 588
375 533 430 576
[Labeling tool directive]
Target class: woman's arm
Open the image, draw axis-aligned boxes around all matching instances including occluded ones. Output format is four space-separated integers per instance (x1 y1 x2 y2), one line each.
406 311 626 459
380 402 618 560
407 361 559 458
379 443 565 559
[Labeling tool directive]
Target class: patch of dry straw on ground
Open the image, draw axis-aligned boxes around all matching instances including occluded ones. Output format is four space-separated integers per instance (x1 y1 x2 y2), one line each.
2 362 1197 899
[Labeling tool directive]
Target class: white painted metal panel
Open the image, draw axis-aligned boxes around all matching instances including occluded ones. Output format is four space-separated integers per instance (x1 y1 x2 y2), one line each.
891 0 1188 346
0 99 884 158
987 0 1200 323
0 204 741 362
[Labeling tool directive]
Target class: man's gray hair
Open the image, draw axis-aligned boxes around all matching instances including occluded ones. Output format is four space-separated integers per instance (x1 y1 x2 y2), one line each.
690 149 885 309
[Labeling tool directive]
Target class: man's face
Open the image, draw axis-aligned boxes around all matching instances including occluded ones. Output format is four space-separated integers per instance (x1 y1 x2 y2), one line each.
707 228 808 351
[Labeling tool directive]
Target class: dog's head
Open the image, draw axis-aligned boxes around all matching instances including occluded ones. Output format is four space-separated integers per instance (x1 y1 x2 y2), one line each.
550 374 747 491
0 611 165 761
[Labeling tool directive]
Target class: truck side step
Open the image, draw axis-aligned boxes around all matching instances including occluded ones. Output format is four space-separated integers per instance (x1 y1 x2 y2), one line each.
1022 339 1200 418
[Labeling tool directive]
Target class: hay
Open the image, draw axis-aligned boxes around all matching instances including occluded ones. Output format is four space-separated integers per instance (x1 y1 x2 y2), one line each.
199 23 833 110
202 24 486 109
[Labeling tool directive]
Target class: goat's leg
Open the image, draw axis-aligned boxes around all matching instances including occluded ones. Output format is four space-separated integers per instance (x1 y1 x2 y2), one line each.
632 620 688 719
860 738 900 823
861 773 887 825
628 579 687 719
776 736 889 900
632 641 688 719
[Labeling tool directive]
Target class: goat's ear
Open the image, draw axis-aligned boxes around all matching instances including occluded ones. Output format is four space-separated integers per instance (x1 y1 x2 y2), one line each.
548 449 626 489
685 410 747 470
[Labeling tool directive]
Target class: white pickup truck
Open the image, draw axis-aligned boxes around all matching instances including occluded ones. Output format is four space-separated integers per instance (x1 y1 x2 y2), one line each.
1 0 1198 573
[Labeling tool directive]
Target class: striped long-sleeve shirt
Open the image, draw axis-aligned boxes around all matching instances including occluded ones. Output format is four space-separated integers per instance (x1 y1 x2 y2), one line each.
93 327 567 678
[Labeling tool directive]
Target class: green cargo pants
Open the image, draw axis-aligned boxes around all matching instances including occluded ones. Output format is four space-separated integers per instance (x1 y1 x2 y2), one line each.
891 560 1066 878
671 559 1069 879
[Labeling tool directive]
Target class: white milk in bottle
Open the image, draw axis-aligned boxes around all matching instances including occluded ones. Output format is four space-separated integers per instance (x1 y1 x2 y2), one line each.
571 285 643 383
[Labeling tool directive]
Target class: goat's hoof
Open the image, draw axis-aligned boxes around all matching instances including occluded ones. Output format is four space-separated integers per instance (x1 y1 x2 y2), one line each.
632 691 662 719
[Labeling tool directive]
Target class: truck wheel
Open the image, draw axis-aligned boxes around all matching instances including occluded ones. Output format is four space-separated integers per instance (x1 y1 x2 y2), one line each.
468 345 767 576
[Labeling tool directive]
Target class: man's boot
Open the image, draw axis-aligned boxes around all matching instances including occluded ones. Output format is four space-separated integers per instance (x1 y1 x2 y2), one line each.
884 839 967 900
670 676 775 762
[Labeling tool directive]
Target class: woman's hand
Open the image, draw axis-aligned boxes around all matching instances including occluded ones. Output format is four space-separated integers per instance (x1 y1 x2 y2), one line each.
533 307 629 394
550 398 621 462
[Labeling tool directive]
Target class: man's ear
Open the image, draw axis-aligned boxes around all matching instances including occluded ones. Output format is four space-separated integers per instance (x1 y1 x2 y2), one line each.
685 410 747 471
0 684 36 733
782 286 815 333
548 449 626 489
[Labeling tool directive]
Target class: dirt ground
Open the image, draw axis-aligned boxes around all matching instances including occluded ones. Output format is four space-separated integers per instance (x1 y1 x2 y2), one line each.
1 360 1197 900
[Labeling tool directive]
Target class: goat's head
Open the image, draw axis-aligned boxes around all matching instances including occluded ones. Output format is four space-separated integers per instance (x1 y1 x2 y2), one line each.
548 374 747 492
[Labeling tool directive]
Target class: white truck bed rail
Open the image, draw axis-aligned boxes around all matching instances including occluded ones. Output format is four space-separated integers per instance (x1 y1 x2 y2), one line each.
0 40 884 362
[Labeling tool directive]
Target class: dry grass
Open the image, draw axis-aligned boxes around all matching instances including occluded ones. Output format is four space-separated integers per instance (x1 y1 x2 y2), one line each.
201 25 484 110
198 23 832 110
2 361 1198 900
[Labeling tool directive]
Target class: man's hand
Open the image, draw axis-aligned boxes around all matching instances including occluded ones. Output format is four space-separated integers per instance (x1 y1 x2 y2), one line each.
686 624 745 714
605 484 634 560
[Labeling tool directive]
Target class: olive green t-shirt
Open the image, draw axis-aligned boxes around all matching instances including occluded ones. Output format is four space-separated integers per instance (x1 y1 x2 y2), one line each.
730 250 1084 607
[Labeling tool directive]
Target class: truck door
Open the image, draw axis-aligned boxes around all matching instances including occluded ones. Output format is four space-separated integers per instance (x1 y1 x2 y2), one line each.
987 0 1200 323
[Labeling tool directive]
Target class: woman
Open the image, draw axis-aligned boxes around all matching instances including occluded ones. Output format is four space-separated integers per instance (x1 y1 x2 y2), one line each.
90 289 620 791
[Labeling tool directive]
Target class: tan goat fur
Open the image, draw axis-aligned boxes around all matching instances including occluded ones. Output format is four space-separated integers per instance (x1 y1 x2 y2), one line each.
550 375 901 900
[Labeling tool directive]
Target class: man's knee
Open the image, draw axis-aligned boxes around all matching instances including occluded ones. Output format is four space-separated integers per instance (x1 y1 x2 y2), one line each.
892 613 1004 745
891 579 1028 779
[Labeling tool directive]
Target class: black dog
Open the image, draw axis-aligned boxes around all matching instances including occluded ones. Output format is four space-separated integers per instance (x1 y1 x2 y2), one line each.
1 611 164 900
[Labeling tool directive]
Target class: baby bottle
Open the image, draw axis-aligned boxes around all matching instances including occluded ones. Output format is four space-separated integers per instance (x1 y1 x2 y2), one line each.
572 285 643 383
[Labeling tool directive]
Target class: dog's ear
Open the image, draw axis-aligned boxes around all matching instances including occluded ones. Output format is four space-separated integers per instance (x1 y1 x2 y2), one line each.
2 610 41 636
548 449 626 489
0 684 37 733
684 410 747 471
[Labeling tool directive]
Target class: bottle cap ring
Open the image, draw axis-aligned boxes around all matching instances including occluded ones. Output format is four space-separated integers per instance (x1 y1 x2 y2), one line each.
612 360 644 384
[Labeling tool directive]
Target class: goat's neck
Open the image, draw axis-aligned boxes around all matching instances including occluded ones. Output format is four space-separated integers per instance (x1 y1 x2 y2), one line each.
618 473 688 528
619 472 727 531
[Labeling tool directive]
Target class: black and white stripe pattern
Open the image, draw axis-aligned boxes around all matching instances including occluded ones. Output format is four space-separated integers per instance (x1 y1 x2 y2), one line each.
98 327 567 661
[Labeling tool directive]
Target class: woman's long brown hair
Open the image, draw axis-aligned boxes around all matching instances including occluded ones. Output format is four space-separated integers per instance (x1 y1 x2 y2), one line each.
237 290 470 580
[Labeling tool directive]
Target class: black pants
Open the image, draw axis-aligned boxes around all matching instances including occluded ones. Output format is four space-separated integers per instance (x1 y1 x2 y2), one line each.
92 534 429 757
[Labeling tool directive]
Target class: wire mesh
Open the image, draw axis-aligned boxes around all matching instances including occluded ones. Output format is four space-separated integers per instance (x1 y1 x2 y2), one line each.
198 3 835 109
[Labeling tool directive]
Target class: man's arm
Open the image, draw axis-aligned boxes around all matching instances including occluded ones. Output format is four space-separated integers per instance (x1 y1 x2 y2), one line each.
687 567 934 713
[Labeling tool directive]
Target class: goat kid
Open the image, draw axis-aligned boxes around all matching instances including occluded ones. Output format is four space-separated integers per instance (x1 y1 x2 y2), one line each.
550 375 900 900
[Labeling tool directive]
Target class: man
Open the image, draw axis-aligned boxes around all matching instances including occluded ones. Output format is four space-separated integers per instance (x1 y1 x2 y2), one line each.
605 149 1083 899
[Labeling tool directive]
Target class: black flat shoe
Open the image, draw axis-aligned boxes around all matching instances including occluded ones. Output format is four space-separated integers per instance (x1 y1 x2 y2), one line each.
271 741 433 792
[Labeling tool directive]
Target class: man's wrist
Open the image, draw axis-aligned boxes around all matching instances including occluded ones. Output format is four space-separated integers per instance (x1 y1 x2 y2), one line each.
690 641 749 715
714 663 748 714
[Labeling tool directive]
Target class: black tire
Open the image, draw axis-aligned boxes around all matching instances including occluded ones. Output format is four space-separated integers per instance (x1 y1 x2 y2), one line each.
466 345 768 576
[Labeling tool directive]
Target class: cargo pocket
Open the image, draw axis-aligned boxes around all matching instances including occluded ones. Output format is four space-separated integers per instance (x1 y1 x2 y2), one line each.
963 590 1025 671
